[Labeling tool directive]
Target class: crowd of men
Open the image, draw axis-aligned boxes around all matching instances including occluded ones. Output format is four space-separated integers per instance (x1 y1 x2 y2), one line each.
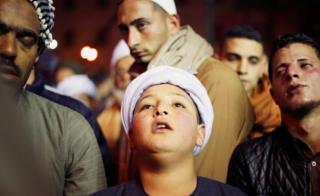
0 0 319 195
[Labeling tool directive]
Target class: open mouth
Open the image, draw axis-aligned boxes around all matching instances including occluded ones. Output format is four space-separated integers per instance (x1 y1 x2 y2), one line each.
153 122 172 133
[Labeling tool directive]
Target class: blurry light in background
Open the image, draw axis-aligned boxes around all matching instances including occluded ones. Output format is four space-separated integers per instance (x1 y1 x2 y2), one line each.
49 39 58 49
81 46 98 62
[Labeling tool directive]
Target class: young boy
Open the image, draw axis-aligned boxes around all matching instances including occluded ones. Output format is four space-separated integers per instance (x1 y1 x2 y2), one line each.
93 66 245 195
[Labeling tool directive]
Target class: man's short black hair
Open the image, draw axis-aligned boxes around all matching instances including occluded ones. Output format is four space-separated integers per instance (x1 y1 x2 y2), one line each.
223 25 263 44
268 33 320 81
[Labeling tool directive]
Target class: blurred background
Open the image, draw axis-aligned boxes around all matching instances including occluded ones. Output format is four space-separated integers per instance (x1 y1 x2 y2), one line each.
42 0 320 82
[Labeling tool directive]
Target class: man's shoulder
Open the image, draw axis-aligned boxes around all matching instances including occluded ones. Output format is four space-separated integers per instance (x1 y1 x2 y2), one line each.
92 180 145 196
197 57 245 86
198 57 238 75
195 176 246 195
22 91 85 118
22 90 68 110
234 128 284 157
21 91 90 131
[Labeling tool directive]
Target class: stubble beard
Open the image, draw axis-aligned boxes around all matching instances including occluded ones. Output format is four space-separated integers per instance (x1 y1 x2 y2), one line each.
282 100 320 118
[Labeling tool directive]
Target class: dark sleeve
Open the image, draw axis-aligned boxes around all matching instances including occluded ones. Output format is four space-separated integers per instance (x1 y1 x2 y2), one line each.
91 181 147 196
227 144 251 194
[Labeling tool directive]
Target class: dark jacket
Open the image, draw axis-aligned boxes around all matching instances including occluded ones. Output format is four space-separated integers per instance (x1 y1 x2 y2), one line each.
92 176 246 196
227 125 312 196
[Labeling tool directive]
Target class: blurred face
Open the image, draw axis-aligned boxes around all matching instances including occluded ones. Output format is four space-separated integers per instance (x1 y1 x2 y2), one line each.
54 67 75 85
117 0 174 64
220 38 265 95
271 43 320 113
114 55 134 90
131 84 204 156
0 0 40 89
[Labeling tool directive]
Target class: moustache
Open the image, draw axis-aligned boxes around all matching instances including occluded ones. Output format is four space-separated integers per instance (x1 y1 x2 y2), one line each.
0 56 21 77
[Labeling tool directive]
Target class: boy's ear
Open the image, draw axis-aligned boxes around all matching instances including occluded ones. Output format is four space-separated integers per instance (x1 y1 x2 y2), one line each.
196 124 205 147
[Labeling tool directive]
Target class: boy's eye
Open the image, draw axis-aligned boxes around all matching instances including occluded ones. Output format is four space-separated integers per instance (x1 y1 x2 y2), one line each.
174 103 185 108
140 104 154 111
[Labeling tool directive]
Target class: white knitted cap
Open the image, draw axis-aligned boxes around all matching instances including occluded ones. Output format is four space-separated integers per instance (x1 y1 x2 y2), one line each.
110 40 131 68
151 0 177 15
56 75 96 98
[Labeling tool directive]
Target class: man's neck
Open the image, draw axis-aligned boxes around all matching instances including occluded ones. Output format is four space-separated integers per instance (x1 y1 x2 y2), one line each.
129 61 148 76
283 105 320 154
138 154 197 196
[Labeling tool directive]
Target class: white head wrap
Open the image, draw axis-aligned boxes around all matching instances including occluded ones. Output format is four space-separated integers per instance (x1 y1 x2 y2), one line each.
121 66 213 155
151 0 177 15
56 74 96 98
110 40 131 68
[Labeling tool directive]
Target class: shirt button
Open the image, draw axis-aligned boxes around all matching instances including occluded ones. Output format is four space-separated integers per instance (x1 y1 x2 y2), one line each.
311 161 317 167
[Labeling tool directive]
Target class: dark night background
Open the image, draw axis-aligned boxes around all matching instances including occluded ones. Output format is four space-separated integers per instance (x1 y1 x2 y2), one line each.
43 0 320 80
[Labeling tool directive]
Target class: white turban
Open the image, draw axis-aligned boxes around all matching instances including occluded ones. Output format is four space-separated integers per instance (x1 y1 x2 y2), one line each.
56 74 96 97
121 66 213 155
110 39 131 68
151 0 177 15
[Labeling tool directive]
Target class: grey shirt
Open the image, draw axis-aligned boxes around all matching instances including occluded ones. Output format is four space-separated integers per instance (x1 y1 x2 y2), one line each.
18 91 107 196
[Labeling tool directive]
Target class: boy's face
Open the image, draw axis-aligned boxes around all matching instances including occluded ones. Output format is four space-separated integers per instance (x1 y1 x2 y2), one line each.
131 84 204 156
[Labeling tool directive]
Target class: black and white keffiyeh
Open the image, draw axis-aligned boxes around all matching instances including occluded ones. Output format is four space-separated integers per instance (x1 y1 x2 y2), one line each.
27 0 55 48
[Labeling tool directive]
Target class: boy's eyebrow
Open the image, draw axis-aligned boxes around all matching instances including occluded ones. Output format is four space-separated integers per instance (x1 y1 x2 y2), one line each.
172 92 191 100
139 92 191 102
139 94 152 101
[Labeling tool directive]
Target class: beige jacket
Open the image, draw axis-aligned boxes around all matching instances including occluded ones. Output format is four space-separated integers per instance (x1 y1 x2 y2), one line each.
148 26 254 182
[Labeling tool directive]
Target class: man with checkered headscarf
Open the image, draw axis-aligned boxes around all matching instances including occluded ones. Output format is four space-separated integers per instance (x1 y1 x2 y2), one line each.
0 0 107 195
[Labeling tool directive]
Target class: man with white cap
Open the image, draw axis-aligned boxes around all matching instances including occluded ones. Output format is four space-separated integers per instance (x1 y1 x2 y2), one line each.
56 74 97 109
96 39 135 183
92 66 245 195
116 0 254 182
0 0 107 195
